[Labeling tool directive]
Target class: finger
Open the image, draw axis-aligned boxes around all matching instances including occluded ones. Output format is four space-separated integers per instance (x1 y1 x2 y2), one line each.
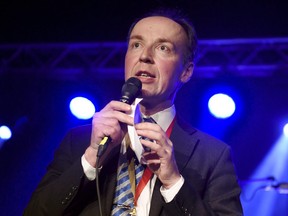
102 100 132 113
141 137 174 162
91 123 118 145
98 124 119 139
140 139 159 152
136 129 163 144
141 151 160 162
141 152 161 171
93 110 134 126
135 121 160 130
135 122 164 137
147 160 161 165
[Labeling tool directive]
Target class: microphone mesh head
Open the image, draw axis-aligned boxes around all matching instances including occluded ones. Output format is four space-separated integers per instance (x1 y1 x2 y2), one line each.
120 77 142 104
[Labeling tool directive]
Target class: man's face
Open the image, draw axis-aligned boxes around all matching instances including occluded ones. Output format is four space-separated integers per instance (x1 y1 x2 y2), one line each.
125 16 192 105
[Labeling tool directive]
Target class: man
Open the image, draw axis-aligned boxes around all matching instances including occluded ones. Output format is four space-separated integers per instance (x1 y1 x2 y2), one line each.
24 8 243 216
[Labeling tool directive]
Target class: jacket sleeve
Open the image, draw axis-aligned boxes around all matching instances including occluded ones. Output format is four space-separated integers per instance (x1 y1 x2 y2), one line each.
162 146 243 216
23 127 96 216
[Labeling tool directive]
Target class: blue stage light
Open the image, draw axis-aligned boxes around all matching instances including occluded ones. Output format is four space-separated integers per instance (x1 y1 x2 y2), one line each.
283 123 288 137
69 97 95 119
241 135 288 216
0 125 12 149
0 125 12 140
208 93 236 119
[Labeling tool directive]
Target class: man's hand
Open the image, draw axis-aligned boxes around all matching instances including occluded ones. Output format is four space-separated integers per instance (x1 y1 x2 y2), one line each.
85 100 134 167
135 122 181 189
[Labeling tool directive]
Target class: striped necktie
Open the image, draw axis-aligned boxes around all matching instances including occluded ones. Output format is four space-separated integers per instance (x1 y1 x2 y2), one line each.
140 116 157 152
111 137 144 216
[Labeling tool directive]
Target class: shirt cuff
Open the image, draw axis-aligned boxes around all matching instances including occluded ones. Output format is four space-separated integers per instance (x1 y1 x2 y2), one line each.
81 154 96 180
160 175 185 203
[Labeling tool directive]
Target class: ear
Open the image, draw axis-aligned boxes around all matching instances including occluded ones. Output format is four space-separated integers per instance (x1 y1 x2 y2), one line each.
180 62 194 83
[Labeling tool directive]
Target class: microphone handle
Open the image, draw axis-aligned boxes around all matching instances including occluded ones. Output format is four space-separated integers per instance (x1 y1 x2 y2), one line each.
96 77 142 158
96 98 133 157
97 136 112 157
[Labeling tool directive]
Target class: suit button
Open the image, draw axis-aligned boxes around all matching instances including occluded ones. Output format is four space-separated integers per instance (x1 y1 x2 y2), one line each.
72 186 78 191
181 206 190 215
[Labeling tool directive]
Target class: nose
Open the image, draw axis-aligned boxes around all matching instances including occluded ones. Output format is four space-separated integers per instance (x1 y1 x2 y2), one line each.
139 47 154 64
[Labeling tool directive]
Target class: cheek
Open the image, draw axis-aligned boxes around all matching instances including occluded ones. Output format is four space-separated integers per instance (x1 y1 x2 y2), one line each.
158 63 183 89
158 60 181 80
124 55 134 75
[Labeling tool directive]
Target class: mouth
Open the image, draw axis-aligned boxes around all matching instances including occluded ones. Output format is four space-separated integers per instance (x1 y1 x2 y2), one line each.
135 71 156 78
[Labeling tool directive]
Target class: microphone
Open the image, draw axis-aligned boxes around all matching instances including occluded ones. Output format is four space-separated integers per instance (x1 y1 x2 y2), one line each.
97 77 142 157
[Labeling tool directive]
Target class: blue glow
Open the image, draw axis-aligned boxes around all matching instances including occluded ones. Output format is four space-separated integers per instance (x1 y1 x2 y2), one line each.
69 97 95 119
0 125 12 140
283 123 288 137
241 135 288 216
208 93 236 119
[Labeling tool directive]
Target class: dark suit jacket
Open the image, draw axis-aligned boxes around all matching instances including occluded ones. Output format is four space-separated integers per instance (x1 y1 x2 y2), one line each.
23 118 243 216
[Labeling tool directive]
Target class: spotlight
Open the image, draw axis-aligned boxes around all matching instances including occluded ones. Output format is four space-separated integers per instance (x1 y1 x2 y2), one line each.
0 125 12 140
69 97 95 120
0 125 12 149
208 93 236 119
283 123 288 137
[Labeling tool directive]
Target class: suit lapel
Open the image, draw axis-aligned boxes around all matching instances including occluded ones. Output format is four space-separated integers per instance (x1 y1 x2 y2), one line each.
171 119 199 172
103 172 117 216
149 179 164 216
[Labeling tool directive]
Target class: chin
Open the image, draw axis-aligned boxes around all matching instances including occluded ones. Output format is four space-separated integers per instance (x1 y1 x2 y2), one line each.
140 89 152 98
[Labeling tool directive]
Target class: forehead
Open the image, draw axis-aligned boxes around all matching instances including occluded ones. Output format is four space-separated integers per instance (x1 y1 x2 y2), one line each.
130 16 187 41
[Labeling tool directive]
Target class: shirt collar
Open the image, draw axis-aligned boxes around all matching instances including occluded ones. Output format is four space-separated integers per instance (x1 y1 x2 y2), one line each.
141 105 176 132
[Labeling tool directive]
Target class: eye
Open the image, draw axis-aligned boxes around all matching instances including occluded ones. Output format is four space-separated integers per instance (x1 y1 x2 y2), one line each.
132 42 141 49
158 44 170 53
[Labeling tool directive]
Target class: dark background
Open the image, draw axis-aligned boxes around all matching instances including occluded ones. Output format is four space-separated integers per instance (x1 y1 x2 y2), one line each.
1 0 288 43
0 0 288 215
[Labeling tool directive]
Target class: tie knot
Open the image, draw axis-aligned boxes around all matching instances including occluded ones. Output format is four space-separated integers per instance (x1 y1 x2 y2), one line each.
142 116 157 124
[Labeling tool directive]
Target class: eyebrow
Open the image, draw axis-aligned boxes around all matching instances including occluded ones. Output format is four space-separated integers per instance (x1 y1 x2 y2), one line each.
128 35 143 41
129 34 174 45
